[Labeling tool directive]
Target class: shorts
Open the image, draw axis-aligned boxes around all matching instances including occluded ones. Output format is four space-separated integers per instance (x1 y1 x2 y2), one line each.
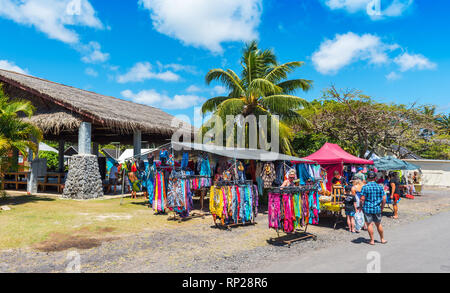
346 210 355 217
109 178 117 185
393 193 400 204
365 213 382 224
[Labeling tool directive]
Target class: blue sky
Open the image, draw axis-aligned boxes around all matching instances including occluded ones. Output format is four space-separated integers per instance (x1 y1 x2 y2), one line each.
0 0 449 124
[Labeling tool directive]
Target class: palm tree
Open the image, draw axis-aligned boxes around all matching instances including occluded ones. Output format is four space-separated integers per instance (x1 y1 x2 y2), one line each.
0 85 42 163
436 114 450 135
201 41 312 155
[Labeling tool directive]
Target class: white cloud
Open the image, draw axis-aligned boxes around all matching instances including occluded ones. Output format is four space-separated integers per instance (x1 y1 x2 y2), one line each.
121 89 205 110
325 0 368 12
117 62 180 83
185 85 228 96
80 41 109 64
324 0 413 19
312 32 397 74
157 62 199 74
138 0 262 53
186 85 202 93
394 53 437 72
0 60 28 74
213 85 228 95
0 0 103 44
386 71 401 80
85 67 98 77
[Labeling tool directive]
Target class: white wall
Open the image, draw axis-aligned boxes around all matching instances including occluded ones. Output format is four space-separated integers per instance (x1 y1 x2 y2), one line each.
404 159 450 188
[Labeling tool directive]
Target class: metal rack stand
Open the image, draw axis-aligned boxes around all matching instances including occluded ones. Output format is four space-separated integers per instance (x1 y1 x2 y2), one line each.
267 186 318 247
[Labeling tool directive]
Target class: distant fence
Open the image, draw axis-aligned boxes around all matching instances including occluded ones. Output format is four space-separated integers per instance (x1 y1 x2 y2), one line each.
404 159 450 188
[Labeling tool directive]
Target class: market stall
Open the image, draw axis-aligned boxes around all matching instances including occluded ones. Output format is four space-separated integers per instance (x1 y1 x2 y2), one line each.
294 143 374 229
171 142 315 230
300 143 374 191
374 156 422 199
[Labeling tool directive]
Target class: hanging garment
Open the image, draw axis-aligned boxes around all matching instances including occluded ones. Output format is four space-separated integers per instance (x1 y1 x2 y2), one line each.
268 193 281 230
181 152 189 170
296 164 312 185
282 194 295 233
153 171 166 213
262 162 276 188
200 155 212 177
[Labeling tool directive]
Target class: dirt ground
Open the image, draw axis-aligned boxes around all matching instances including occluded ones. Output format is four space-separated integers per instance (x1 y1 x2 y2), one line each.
0 187 449 273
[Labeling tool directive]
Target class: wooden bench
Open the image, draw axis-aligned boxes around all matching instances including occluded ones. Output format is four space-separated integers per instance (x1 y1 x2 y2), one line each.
38 173 65 193
1 172 29 190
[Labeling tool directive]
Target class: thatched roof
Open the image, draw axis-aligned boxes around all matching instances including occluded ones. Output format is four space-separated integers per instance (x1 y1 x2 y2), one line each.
0 69 192 141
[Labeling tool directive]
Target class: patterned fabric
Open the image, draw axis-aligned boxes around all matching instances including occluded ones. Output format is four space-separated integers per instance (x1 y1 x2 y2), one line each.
361 182 385 214
261 162 276 188
209 184 258 224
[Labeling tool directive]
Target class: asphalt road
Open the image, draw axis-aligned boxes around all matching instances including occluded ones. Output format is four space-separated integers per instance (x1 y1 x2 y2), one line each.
262 211 450 273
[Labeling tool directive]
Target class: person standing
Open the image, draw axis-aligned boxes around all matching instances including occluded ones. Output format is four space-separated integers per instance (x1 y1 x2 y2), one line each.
360 171 388 245
109 162 119 194
281 169 297 188
389 172 400 219
351 178 367 232
354 167 366 183
344 185 357 233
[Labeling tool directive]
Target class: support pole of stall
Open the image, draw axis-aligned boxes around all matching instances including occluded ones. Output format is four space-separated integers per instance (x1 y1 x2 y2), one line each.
120 167 126 205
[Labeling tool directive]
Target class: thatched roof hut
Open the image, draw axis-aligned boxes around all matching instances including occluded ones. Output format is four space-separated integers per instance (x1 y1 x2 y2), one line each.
0 69 192 144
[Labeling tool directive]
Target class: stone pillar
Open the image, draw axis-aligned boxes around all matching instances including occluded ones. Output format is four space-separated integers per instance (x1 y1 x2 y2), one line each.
27 138 39 195
78 122 92 155
62 155 104 199
58 140 65 173
133 130 142 158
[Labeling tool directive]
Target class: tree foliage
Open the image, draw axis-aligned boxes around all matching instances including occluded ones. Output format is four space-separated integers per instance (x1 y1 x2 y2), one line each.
297 86 445 159
201 41 313 155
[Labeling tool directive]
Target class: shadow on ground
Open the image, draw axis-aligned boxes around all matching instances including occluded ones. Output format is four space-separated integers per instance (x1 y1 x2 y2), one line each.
0 195 55 206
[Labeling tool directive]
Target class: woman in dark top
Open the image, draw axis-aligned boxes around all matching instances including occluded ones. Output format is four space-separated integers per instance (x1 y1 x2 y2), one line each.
344 185 357 233
389 172 400 219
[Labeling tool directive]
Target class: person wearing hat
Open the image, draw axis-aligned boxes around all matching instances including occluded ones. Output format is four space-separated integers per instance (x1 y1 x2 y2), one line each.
354 167 366 183
360 171 388 245
281 169 298 188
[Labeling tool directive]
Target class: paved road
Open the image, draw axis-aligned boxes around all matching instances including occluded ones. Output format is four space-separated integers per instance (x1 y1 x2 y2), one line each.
262 211 450 273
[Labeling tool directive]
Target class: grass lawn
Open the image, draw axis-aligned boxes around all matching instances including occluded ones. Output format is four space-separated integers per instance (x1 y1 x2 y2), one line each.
0 194 182 250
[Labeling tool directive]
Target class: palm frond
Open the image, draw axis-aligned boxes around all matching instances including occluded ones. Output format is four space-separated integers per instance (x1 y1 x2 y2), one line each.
277 79 313 94
261 95 310 115
205 69 244 94
201 96 232 115
265 62 304 83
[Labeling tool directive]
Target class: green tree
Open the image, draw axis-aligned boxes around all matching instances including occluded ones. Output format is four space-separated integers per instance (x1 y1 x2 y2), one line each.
201 41 313 155
297 86 436 159
0 85 42 182
435 114 450 135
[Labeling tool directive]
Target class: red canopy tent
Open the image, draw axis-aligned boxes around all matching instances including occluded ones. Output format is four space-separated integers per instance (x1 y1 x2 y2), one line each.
298 143 373 191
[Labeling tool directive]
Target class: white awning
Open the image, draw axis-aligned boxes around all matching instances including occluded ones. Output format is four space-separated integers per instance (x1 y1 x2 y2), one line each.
171 142 314 163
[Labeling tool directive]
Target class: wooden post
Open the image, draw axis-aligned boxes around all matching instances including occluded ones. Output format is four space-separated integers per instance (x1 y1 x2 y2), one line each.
92 142 99 157
58 140 65 173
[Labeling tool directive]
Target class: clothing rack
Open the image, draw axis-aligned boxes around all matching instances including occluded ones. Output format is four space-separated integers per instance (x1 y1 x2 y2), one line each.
214 180 253 187
267 188 318 247
210 182 258 230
